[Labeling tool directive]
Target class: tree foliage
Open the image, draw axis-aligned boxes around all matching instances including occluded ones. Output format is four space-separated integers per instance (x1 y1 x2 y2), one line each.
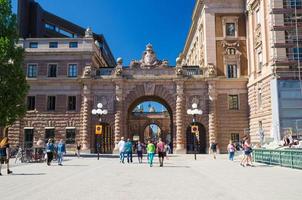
0 0 29 128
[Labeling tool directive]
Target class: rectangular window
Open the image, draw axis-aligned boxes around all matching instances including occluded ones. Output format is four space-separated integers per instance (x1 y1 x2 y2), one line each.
227 64 238 78
24 129 34 149
45 129 55 143
68 96 76 111
228 95 239 110
49 42 58 48
27 96 35 110
48 64 57 77
69 42 78 48
226 23 235 37
27 64 37 78
47 96 56 111
293 48 302 61
68 64 78 77
66 129 76 144
231 133 240 143
29 42 38 48
258 87 262 109
258 51 263 72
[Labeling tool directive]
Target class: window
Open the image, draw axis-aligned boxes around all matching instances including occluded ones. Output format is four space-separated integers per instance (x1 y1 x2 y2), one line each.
258 51 263 72
45 23 56 31
68 96 76 111
29 42 38 48
227 48 236 55
228 95 239 110
68 64 77 77
227 64 238 78
27 64 37 78
293 48 302 61
27 96 35 110
69 42 78 48
231 133 240 143
24 129 34 149
49 42 58 48
66 129 76 144
258 86 262 109
48 64 57 77
226 23 235 37
256 8 261 25
45 129 55 143
47 96 56 111
289 0 302 9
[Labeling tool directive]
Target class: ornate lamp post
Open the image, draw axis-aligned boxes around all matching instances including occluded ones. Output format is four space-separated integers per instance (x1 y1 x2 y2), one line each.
92 103 108 160
187 103 203 160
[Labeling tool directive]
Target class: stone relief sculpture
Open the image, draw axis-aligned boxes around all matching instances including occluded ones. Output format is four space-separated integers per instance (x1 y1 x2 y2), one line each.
206 64 216 77
129 44 169 69
115 57 123 76
83 65 92 78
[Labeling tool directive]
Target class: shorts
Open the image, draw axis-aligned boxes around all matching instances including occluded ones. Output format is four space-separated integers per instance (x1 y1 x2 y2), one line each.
158 152 165 158
244 150 251 155
0 156 8 164
137 151 143 157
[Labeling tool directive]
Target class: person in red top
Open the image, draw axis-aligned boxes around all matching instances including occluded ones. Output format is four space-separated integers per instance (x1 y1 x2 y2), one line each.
156 138 165 167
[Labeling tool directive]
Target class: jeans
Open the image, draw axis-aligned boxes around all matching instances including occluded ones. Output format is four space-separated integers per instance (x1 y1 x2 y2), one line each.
119 152 125 163
57 152 63 164
148 153 155 166
229 152 235 161
46 152 53 164
126 152 133 163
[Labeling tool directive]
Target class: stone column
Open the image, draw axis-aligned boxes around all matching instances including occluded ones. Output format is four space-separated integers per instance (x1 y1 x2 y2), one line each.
113 82 123 153
80 83 91 151
208 81 217 149
175 81 186 154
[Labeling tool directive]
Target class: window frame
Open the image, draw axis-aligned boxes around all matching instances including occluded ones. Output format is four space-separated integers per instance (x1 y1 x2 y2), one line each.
27 96 36 111
66 128 76 144
47 96 56 111
49 42 58 48
47 63 58 78
226 64 238 79
68 63 78 77
27 63 38 78
222 16 239 39
230 133 240 143
45 128 55 143
67 96 77 111
69 42 78 48
29 42 38 48
228 94 240 110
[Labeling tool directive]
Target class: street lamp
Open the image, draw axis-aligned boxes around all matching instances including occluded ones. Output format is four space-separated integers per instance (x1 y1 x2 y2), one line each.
92 103 108 160
187 103 203 160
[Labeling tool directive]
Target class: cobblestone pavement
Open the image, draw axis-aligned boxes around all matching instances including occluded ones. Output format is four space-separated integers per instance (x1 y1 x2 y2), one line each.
0 154 301 200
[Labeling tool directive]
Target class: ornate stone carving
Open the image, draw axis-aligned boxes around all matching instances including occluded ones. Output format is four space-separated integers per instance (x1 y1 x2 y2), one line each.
115 57 123 76
206 63 216 77
175 56 183 76
85 27 93 38
83 65 92 78
129 44 169 69
144 82 156 96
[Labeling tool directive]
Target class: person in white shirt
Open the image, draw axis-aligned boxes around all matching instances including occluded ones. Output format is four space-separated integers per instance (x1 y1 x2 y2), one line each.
118 137 126 163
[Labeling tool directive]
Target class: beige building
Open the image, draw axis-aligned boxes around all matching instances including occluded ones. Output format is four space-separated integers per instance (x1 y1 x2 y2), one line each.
247 0 302 143
182 0 249 146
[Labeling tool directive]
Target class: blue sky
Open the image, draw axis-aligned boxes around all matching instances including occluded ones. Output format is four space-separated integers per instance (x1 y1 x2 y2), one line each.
12 0 195 66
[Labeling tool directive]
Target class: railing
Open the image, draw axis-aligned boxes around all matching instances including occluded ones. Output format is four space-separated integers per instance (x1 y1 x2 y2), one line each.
253 148 302 169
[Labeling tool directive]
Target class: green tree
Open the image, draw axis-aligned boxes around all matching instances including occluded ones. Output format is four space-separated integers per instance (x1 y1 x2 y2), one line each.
0 0 29 134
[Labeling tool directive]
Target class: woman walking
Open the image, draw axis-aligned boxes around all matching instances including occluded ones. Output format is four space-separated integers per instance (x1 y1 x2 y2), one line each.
76 143 81 158
136 141 144 163
146 140 155 167
57 139 66 166
0 137 13 175
227 140 236 161
46 139 55 166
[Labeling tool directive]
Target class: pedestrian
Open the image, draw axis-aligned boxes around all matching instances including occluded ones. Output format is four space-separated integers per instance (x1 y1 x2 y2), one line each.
146 140 155 167
46 139 55 166
156 138 165 167
57 139 66 166
0 137 13 175
125 138 133 163
76 142 81 158
118 137 126 163
136 141 144 163
209 141 218 159
15 146 23 163
227 140 236 161
241 139 253 167
164 143 171 160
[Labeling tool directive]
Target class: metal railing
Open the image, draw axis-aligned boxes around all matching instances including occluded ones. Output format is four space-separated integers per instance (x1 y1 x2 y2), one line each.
253 148 302 169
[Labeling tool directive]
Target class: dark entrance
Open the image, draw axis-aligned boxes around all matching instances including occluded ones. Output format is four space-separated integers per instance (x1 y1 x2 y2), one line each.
186 122 206 154
24 129 34 148
93 123 114 154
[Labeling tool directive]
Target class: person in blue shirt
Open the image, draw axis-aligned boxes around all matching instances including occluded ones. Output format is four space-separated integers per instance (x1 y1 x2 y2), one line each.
124 139 133 163
57 139 66 166
46 139 55 166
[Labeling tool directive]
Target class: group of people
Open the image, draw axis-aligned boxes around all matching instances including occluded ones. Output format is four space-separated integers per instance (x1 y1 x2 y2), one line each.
118 137 170 167
45 139 66 166
226 137 253 167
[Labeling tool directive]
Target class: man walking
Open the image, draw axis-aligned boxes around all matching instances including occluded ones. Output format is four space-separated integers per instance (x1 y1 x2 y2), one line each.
125 138 133 163
118 137 126 163
147 140 155 167
156 138 165 167
57 139 66 166
46 139 55 166
0 137 13 175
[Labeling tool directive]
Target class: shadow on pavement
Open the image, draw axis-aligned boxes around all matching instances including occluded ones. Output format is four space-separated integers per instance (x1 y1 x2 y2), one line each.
12 173 46 176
